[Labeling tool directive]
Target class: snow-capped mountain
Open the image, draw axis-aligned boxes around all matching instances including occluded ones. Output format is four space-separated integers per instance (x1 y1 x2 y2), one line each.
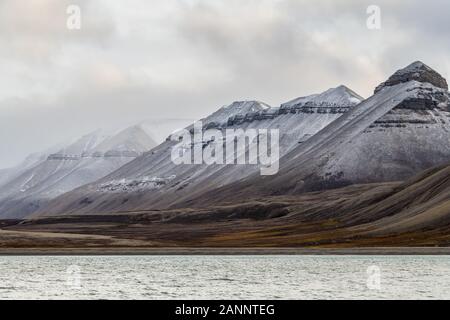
29 61 450 218
282 85 362 108
0 124 157 218
34 86 363 216
279 61 449 188
198 61 450 202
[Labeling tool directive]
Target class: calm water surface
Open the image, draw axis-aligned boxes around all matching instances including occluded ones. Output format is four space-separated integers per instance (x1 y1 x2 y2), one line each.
0 255 449 299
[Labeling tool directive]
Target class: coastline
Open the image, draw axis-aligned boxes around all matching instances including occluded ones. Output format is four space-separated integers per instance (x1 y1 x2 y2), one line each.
1 247 450 256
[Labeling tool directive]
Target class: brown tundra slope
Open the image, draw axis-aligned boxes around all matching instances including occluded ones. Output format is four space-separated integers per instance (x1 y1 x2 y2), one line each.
1 162 449 248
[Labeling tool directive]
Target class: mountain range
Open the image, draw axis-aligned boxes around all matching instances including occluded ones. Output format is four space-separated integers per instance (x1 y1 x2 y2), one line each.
0 60 449 249
32 61 450 219
201 61 450 202
32 85 363 216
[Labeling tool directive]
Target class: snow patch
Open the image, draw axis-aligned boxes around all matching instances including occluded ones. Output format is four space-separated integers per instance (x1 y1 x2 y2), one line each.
98 175 177 193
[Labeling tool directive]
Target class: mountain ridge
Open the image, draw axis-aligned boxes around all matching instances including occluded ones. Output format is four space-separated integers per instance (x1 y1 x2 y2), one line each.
181 62 450 206
26 61 450 218
33 86 363 217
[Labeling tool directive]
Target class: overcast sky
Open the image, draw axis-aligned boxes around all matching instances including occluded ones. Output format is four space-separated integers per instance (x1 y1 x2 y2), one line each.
0 0 449 168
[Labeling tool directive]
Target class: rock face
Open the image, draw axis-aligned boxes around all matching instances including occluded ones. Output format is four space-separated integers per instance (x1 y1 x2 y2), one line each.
375 61 448 94
33 86 363 217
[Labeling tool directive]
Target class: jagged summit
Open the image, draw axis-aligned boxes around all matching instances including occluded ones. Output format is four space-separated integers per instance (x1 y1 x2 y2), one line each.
203 100 271 125
282 85 363 108
224 86 363 127
310 85 364 106
375 61 448 93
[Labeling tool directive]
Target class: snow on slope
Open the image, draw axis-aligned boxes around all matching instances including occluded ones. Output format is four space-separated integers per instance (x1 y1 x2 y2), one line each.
285 82 450 186
282 85 363 108
0 140 68 190
375 61 448 94
0 153 46 188
34 87 363 216
204 62 450 200
26 61 450 217
203 100 271 125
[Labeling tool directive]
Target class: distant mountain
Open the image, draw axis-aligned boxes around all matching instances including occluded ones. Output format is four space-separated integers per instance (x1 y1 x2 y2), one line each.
34 86 363 216
0 153 47 187
0 124 157 218
54 129 109 156
204 100 271 124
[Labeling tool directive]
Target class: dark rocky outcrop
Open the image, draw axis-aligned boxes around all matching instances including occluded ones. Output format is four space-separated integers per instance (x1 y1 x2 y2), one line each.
375 61 448 94
47 154 80 161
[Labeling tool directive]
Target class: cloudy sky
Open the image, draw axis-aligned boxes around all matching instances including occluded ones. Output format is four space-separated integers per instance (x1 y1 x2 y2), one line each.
1 0 449 168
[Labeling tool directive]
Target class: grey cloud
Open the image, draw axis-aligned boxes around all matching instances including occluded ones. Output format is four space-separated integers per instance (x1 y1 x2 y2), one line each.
1 0 450 168
175 0 383 98
0 0 116 63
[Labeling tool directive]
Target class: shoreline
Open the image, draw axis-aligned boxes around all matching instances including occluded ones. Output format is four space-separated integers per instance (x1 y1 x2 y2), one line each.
1 247 450 255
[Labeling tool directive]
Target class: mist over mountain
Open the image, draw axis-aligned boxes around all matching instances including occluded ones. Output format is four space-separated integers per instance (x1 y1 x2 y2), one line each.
0 124 156 218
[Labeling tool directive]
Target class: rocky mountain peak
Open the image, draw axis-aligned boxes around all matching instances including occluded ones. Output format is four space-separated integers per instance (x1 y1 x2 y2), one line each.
312 85 364 106
203 100 271 125
282 85 363 109
375 61 448 94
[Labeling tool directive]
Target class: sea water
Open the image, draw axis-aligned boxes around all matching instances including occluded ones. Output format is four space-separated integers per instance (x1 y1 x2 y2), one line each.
0 255 448 299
